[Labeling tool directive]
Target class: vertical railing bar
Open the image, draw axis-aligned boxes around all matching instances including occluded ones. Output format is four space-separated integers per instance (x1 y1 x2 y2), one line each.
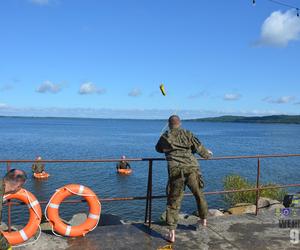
148 160 153 228
6 161 12 232
144 160 151 224
255 158 261 215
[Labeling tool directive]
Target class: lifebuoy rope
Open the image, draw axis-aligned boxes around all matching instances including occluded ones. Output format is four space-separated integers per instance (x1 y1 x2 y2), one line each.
44 185 101 237
8 189 42 248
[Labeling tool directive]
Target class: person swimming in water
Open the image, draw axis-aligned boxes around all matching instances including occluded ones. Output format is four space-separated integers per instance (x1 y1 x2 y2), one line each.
32 156 46 174
116 155 131 170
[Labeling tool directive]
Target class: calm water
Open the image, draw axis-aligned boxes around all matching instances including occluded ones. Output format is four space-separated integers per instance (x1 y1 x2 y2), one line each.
1 117 300 225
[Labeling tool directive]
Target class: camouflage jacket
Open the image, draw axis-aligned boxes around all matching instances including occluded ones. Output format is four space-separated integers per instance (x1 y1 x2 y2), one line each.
155 127 211 173
32 163 45 173
116 161 131 169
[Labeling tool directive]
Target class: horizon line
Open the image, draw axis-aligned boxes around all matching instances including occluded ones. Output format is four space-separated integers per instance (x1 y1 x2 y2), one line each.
0 114 299 121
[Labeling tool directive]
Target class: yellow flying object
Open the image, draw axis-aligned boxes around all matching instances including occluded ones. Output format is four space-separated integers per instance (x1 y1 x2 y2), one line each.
160 84 166 96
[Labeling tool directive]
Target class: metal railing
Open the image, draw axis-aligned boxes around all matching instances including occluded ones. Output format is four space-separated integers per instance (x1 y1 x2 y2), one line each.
1 153 300 231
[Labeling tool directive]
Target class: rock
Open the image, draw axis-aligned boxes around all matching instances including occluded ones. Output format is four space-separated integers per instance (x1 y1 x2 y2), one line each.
193 209 224 217
40 222 52 231
257 197 281 208
40 214 48 223
178 213 189 220
68 213 87 226
185 215 199 221
258 197 270 208
228 207 244 215
235 203 252 207
99 214 123 226
267 203 285 211
11 224 23 230
268 199 281 206
208 209 224 217
0 222 8 231
244 205 256 214
178 215 199 225
228 205 256 215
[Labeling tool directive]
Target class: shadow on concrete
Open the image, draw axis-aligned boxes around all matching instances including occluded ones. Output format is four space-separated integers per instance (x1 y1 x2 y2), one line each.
132 223 164 239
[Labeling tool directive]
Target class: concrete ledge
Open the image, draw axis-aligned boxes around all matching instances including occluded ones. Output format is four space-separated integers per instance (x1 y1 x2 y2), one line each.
16 210 300 250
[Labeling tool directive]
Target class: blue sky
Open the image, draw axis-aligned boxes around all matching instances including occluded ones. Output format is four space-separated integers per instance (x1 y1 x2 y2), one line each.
0 0 300 118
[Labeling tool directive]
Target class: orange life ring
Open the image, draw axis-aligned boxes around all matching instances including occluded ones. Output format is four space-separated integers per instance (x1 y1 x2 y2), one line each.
2 189 42 246
46 184 101 237
33 172 50 179
117 168 132 175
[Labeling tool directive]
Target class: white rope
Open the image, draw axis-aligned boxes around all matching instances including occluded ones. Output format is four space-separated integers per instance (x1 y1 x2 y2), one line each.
14 189 42 248
64 187 97 197
159 122 169 136
159 108 180 136
44 189 64 237
64 187 101 234
88 200 101 234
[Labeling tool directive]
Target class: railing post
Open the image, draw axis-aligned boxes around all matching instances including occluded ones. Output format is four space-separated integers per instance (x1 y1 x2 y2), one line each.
6 161 12 232
148 160 153 228
144 160 153 227
255 158 261 215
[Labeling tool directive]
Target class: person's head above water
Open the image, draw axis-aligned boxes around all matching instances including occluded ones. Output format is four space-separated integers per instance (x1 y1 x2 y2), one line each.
168 115 181 129
36 156 42 161
121 155 126 160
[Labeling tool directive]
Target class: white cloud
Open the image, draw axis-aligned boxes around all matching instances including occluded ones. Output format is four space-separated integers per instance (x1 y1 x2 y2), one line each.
79 82 106 95
128 88 142 97
223 93 241 101
263 96 295 104
30 0 50 5
0 103 8 109
257 10 300 47
36 80 62 94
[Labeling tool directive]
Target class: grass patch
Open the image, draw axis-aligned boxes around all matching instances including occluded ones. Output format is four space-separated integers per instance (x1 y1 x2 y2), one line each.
223 175 286 206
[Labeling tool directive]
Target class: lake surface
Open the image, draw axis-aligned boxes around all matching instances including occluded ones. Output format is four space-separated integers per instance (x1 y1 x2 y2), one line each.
0 117 300 225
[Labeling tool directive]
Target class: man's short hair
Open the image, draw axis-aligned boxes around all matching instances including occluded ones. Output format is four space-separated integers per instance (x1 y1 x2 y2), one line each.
4 169 27 183
168 115 181 128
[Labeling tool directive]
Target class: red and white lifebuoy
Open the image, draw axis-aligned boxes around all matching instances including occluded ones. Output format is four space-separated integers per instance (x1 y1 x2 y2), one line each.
2 189 42 245
45 184 101 237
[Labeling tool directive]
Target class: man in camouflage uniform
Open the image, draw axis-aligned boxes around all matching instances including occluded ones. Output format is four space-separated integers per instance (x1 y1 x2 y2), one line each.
31 156 45 174
156 115 212 243
116 155 131 170
0 169 27 250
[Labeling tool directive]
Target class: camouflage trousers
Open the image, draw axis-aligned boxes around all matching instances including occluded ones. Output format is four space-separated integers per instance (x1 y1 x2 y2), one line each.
0 233 10 250
166 169 208 230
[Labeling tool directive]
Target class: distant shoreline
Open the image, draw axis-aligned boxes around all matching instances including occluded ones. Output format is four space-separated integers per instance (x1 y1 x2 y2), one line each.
1 114 300 124
187 115 300 124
